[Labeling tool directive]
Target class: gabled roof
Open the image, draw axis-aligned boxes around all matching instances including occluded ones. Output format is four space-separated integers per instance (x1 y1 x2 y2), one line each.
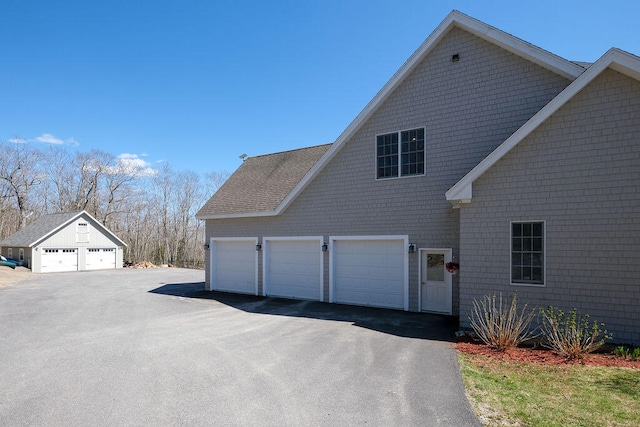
196 144 332 219
0 210 127 247
445 48 640 205
200 10 586 220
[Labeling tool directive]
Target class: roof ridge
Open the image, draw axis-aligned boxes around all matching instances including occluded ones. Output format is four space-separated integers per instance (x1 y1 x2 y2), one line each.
250 143 333 160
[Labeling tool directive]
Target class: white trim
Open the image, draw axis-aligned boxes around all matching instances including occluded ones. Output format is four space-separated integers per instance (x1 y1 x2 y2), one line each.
418 248 453 315
267 11 584 217
76 222 89 243
509 221 546 287
374 127 427 180
329 235 409 311
446 48 640 204
195 11 586 221
28 211 127 248
262 236 324 301
209 237 259 295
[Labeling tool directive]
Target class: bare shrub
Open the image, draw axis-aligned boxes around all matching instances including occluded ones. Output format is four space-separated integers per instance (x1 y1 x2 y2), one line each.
469 293 538 351
540 306 611 359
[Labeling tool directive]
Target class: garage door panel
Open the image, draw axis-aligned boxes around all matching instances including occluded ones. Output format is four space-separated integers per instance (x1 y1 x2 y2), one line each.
332 238 406 310
212 240 257 294
265 239 321 301
86 248 116 270
41 249 78 273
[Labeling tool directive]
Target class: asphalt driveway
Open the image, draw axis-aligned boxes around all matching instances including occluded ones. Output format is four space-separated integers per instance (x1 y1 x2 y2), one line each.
0 268 479 426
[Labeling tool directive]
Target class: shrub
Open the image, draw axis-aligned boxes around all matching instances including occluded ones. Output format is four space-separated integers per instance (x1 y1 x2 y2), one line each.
615 346 640 361
469 293 538 351
614 345 630 359
539 306 611 359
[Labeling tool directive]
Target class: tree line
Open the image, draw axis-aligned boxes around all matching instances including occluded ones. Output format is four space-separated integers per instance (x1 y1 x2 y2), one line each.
0 140 229 269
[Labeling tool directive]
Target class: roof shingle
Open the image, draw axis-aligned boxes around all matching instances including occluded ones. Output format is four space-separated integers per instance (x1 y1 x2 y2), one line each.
196 144 331 218
0 211 82 247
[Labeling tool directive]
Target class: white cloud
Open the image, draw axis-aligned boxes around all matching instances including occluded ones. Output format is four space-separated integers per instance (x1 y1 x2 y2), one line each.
8 137 27 144
115 153 157 177
35 133 65 144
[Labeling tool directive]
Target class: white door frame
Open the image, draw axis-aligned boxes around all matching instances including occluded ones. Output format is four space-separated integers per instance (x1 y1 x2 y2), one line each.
418 248 453 314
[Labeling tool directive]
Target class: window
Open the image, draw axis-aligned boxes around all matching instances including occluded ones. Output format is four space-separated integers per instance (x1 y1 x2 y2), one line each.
376 127 425 179
19 248 24 262
511 222 544 285
77 223 89 243
8 248 13 259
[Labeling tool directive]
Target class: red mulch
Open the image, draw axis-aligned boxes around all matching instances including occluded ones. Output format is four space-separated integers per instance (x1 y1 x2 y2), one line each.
455 338 640 369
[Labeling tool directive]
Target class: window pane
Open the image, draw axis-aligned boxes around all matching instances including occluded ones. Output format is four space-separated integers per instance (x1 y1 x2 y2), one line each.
377 133 399 179
512 267 521 281
512 237 521 251
400 128 425 176
512 253 522 267
513 223 522 237
427 254 445 281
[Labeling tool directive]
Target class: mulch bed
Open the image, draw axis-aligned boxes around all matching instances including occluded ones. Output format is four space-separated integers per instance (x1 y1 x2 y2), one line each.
455 337 640 369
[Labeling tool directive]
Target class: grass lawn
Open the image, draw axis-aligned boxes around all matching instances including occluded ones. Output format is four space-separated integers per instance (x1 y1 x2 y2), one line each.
458 352 640 426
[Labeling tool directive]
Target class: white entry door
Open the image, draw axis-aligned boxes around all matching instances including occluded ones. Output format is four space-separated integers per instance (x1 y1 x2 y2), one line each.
420 249 452 314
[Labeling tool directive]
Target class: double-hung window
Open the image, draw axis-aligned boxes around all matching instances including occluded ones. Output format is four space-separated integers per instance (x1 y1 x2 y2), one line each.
511 221 545 285
376 127 425 179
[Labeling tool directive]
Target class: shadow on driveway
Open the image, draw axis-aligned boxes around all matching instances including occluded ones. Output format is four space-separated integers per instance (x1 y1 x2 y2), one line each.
150 282 458 341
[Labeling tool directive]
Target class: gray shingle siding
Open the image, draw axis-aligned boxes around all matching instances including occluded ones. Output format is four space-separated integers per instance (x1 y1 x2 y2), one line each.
205 27 572 313
459 69 640 345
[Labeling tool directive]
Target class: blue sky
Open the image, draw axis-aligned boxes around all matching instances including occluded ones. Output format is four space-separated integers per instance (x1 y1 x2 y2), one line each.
2 0 639 175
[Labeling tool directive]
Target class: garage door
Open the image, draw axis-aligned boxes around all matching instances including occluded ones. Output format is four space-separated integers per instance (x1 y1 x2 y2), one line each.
41 248 78 273
210 239 258 294
331 237 407 310
264 238 322 300
86 248 116 270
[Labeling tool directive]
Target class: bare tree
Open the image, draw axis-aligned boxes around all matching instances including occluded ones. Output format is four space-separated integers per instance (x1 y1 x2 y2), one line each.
0 140 44 229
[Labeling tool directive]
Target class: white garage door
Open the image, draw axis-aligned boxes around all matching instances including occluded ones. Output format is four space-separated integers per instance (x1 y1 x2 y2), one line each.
264 239 322 301
211 239 257 294
41 248 78 273
86 248 116 270
331 237 407 310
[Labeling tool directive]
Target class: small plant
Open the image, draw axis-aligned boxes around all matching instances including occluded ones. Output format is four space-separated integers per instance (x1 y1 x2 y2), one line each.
614 345 630 359
469 293 538 351
617 346 640 361
539 306 611 359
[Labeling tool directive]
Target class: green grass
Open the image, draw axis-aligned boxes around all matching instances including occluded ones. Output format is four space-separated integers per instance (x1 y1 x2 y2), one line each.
458 353 640 426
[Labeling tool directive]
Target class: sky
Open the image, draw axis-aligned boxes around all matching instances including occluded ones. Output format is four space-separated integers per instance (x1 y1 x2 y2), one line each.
2 0 640 176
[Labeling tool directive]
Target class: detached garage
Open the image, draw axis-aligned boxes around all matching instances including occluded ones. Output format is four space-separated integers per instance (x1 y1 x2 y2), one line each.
0 211 126 273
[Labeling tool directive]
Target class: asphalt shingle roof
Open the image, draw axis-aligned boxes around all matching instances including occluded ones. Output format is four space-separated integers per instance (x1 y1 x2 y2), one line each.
0 211 83 247
197 144 331 217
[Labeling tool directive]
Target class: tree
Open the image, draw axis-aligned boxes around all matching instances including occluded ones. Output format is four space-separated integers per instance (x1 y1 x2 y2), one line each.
0 140 44 229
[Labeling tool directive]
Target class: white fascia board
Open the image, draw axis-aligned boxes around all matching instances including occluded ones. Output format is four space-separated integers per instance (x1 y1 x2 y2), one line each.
276 11 586 215
454 12 585 80
446 48 640 204
83 211 129 247
28 211 83 247
196 210 278 220
29 210 128 247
